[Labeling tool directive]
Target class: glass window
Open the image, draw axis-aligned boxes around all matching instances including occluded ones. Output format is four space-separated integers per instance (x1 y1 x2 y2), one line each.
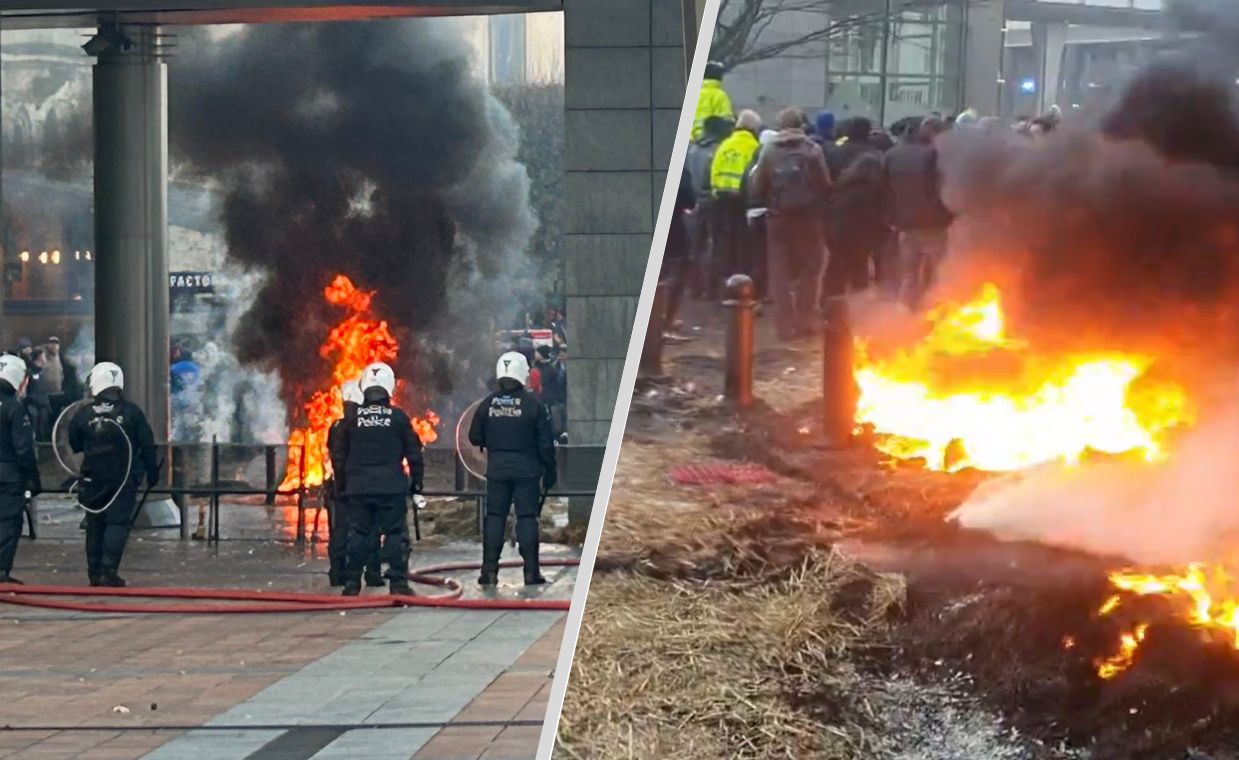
825 1 966 125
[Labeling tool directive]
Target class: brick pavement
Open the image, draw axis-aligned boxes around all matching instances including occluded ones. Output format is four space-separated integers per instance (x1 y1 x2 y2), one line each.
0 609 393 758
411 618 564 760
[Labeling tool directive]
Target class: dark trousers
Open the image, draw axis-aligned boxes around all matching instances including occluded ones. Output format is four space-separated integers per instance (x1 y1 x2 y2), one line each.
0 487 24 575
328 495 379 579
345 494 408 584
482 477 541 572
85 486 137 578
766 214 825 341
661 255 690 331
689 202 715 298
710 196 748 295
748 214 769 300
821 234 877 303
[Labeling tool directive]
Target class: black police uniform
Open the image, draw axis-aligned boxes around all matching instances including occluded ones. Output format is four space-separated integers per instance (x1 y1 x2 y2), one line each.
0 382 40 582
326 404 381 587
67 388 158 586
340 388 424 594
468 383 556 584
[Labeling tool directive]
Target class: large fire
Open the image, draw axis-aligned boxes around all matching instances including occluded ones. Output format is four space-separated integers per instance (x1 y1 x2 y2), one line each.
853 283 1193 473
852 284 1239 679
281 275 438 491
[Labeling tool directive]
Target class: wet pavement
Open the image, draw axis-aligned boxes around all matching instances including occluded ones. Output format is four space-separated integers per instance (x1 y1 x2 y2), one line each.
0 496 577 760
12 495 578 597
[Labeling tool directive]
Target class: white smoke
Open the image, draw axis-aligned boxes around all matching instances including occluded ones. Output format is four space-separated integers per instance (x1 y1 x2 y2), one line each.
952 385 1239 566
171 262 286 444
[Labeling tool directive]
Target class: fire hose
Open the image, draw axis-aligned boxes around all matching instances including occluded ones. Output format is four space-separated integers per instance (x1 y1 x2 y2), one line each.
0 558 577 614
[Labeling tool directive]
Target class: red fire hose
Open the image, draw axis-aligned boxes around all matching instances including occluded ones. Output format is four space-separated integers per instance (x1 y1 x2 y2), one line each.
0 558 578 614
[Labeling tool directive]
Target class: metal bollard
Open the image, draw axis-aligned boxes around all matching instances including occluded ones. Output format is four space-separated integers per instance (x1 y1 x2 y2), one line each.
723 274 757 408
209 437 220 544
639 280 670 377
822 298 858 447
264 445 277 505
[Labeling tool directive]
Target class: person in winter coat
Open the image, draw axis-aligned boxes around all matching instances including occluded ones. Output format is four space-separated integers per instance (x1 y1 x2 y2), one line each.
709 109 763 290
751 108 833 341
884 115 953 308
740 129 779 300
822 152 889 301
692 61 734 142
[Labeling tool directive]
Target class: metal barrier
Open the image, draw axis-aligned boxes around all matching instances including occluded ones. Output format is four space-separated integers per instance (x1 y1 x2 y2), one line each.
34 438 595 543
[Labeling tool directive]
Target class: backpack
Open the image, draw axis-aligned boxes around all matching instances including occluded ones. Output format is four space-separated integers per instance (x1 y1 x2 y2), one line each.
77 401 133 510
769 144 819 213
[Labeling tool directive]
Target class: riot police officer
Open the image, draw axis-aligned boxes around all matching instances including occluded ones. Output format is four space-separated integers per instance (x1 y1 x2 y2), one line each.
339 362 424 596
0 354 39 584
469 351 557 586
326 380 381 588
68 362 158 587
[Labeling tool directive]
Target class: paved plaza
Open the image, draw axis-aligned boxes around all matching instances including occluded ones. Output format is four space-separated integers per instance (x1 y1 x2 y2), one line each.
0 497 575 759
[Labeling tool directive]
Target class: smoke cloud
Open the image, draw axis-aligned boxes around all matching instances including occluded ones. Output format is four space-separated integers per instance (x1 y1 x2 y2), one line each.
952 396 1239 566
168 20 537 418
941 0 1239 561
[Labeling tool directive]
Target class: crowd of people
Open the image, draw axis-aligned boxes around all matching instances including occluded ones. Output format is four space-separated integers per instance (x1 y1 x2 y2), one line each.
505 305 569 442
664 62 1061 342
0 336 80 442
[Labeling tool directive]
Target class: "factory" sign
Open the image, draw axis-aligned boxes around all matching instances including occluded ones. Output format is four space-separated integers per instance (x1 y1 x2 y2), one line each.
170 272 215 295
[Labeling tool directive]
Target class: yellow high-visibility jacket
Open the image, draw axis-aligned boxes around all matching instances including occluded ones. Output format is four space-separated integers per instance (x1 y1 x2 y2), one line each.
710 129 760 197
692 79 733 141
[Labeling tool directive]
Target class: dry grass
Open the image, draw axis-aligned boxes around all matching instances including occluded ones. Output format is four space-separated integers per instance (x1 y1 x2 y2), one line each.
555 439 905 760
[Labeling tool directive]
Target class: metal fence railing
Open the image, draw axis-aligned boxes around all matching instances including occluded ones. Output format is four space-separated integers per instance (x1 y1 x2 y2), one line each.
34 438 594 544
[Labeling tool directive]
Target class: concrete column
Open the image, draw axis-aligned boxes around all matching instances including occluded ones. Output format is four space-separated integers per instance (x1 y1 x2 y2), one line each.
562 0 685 518
93 26 170 440
963 0 1005 116
0 25 5 347
1033 20 1068 114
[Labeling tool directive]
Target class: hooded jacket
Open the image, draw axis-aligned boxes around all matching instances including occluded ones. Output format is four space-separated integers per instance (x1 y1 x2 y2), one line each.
751 129 832 215
692 79 734 142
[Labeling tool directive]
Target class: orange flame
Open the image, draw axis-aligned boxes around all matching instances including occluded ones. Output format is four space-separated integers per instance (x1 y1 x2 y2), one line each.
854 284 1194 472
281 275 438 491
1094 564 1239 678
851 285 1224 678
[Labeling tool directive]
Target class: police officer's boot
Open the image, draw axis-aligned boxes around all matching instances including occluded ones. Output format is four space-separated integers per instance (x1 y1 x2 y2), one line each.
478 544 500 586
364 569 385 587
523 557 547 586
0 573 23 585
99 573 126 588
341 580 361 596
388 577 415 596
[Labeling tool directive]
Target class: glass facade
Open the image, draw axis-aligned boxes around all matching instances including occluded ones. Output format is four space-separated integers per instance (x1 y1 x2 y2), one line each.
823 1 966 124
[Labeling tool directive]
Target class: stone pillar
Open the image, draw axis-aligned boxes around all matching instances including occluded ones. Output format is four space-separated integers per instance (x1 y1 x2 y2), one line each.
963 0 1006 117
93 26 170 440
563 0 686 520
1033 21 1069 114
0 24 5 348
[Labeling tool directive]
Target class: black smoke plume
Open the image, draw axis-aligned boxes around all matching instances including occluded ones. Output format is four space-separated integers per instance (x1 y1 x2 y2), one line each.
931 0 1239 384
169 21 535 416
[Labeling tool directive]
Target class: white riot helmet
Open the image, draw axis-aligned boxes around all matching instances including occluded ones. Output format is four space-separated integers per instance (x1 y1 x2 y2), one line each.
496 351 529 386
360 362 396 396
340 379 364 406
0 355 26 393
88 362 125 397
